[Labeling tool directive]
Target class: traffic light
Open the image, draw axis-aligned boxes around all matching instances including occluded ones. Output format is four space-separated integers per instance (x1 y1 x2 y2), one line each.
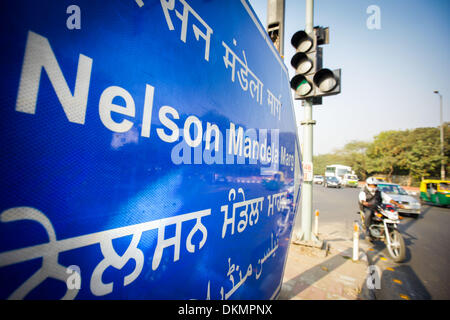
290 27 340 100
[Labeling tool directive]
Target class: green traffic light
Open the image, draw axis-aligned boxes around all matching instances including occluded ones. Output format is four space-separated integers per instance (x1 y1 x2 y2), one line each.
297 79 312 96
296 79 308 90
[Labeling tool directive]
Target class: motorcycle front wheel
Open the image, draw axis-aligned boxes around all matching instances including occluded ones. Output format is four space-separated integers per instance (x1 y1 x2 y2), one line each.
387 229 406 263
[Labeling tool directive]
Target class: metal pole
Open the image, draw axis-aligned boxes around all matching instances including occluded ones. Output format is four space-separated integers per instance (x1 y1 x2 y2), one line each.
305 0 314 33
434 91 445 180
440 94 445 180
300 0 314 241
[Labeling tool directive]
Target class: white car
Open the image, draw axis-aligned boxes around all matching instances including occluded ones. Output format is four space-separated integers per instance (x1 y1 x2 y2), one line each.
378 183 421 218
313 175 324 184
324 176 341 188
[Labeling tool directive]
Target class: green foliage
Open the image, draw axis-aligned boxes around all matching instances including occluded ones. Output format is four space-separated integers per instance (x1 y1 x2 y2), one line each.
403 127 441 180
366 130 407 179
312 123 449 186
313 153 344 176
313 140 370 179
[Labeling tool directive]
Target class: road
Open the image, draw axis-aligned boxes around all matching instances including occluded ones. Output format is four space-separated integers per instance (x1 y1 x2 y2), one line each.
306 184 450 300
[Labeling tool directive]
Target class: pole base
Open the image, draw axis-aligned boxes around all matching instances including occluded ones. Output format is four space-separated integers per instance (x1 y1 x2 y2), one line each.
293 231 324 249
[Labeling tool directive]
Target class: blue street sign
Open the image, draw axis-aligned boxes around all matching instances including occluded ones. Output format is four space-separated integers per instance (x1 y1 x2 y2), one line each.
0 0 302 299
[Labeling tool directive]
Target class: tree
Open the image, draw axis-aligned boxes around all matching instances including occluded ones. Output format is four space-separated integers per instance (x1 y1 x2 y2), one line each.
340 140 371 179
312 124 449 186
313 153 345 175
405 127 443 182
313 140 370 179
366 130 407 181
443 122 450 178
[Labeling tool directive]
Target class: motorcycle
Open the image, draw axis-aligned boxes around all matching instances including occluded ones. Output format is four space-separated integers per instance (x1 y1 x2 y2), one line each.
359 204 406 263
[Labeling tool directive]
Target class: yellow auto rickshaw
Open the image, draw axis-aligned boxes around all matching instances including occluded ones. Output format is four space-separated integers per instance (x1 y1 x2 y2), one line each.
420 179 450 206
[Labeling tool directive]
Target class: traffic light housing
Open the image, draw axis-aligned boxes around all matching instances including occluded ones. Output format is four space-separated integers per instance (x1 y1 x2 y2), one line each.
290 27 340 100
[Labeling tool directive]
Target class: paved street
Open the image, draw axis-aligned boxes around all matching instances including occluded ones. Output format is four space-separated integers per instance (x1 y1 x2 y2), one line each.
305 184 450 300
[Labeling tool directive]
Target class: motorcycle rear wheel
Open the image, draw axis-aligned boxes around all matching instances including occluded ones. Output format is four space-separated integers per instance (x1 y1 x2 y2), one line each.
387 230 406 263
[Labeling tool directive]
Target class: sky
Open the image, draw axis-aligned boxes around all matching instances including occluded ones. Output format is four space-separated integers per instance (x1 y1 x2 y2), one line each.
248 0 450 155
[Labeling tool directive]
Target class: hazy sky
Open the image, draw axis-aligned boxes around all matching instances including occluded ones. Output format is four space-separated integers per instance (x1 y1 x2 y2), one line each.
248 0 450 155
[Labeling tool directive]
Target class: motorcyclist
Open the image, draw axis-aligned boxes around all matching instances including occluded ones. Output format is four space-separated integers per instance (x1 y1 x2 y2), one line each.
359 177 383 239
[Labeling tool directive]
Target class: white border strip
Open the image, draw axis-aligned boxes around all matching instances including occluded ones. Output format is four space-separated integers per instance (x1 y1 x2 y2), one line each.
270 280 283 300
239 2 300 301
239 0 297 134
238 0 299 136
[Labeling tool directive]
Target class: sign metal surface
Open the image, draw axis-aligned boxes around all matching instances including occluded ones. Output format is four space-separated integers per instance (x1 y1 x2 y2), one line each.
0 0 302 299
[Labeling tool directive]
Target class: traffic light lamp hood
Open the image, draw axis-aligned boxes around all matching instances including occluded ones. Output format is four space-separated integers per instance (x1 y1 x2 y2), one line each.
291 47 323 75
291 52 312 74
290 74 313 97
291 30 313 53
313 68 339 93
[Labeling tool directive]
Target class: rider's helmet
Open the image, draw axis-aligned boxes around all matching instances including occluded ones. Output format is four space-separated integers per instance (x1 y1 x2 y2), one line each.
366 177 379 193
366 177 379 185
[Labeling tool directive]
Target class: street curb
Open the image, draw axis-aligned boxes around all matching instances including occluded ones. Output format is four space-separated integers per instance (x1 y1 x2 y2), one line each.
326 240 375 300
357 250 376 300
283 217 380 300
